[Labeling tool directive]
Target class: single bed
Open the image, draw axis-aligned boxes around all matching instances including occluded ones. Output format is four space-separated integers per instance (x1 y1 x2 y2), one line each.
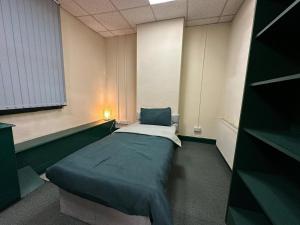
46 123 181 225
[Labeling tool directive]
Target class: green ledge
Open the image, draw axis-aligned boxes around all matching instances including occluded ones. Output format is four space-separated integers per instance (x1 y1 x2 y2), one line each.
15 120 114 153
178 135 216 145
0 122 15 129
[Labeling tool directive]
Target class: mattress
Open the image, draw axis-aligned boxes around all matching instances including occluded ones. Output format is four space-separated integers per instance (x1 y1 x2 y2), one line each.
46 128 178 225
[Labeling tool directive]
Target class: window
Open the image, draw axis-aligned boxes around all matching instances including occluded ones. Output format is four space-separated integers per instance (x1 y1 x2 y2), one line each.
0 0 66 112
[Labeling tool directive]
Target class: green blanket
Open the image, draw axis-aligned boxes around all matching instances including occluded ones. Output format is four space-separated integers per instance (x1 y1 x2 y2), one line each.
46 132 176 225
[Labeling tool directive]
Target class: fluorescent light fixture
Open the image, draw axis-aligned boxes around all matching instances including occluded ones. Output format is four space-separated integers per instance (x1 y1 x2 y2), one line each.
149 0 175 5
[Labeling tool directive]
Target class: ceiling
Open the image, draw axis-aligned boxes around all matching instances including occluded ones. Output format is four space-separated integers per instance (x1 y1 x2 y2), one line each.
58 0 245 38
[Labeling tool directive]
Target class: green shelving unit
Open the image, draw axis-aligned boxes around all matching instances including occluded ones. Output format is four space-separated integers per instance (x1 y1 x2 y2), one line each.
227 207 271 225
226 0 300 225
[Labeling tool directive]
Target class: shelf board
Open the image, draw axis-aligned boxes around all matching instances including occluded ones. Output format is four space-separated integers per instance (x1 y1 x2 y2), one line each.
238 171 300 225
227 207 271 225
250 74 300 87
244 129 300 162
256 0 300 38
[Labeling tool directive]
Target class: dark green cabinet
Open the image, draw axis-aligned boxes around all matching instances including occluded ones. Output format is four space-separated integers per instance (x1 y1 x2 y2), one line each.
226 0 300 224
0 123 20 210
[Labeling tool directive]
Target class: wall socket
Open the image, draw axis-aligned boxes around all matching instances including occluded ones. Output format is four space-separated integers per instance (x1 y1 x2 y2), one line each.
194 126 202 133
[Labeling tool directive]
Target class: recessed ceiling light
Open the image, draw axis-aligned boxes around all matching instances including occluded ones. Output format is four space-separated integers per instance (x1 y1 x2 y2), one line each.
149 0 175 5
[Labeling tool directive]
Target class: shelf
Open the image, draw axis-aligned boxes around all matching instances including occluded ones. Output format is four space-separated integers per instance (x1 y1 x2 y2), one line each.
227 207 271 225
244 129 300 162
250 74 300 87
256 0 300 38
238 171 300 225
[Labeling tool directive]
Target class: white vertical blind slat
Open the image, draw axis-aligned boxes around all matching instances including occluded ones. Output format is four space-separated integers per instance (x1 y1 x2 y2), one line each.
0 1 13 108
17 0 35 107
10 0 30 107
53 6 66 104
48 0 60 105
0 0 66 111
1 0 23 108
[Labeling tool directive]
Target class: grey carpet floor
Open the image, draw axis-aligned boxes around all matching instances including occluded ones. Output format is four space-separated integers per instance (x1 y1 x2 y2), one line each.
0 141 231 225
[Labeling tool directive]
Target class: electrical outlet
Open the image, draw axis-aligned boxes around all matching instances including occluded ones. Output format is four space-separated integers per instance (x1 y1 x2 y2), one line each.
194 126 202 133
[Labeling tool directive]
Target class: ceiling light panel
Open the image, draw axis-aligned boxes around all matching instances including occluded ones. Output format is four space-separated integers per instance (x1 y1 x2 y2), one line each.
151 0 186 20
149 0 175 5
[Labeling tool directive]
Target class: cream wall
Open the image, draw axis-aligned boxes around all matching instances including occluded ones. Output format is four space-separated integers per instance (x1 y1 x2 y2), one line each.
179 23 230 139
0 9 107 144
217 0 256 168
137 18 184 114
105 35 137 124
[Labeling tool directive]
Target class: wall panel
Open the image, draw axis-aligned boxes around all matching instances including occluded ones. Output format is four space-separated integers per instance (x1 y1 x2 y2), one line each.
105 34 137 123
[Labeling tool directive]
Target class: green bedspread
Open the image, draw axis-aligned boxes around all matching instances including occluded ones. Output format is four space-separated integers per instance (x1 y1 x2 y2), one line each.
46 132 176 225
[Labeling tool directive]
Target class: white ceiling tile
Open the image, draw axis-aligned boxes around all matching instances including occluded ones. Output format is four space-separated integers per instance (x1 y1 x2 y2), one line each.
78 16 107 32
110 0 149 10
60 0 87 16
223 0 244 15
152 0 186 20
98 31 114 38
111 29 136 36
187 17 219 26
219 15 234 23
121 6 155 27
188 0 227 20
94 12 131 30
73 0 115 14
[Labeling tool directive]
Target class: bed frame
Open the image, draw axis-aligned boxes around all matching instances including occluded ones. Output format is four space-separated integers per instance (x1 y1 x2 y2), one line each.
60 189 151 225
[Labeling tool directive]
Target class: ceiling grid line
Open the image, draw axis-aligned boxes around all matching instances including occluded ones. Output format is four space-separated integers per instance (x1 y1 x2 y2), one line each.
107 0 135 30
58 0 245 38
218 0 230 22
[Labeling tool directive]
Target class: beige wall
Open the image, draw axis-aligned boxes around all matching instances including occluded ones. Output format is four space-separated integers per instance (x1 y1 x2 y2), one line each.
137 19 184 114
105 34 137 124
219 0 256 128
179 23 230 139
217 0 256 168
0 9 107 143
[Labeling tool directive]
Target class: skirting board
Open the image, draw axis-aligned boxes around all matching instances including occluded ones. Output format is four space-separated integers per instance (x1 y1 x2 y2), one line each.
60 189 151 225
178 135 216 145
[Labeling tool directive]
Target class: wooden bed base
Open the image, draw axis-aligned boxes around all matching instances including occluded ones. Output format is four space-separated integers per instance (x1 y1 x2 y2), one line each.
60 189 151 225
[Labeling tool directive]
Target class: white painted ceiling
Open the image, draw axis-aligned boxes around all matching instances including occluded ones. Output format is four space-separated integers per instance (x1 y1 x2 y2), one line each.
58 0 245 38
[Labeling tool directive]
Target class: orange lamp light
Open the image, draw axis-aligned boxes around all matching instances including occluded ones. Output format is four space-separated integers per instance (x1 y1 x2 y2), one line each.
104 110 111 121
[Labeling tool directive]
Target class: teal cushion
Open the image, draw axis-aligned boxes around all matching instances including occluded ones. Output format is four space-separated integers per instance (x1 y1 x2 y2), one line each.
140 108 172 126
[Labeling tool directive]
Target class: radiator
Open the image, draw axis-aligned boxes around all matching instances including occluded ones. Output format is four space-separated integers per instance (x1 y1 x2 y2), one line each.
216 119 238 169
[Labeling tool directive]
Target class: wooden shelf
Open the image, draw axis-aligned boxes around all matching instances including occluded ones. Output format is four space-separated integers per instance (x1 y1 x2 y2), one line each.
256 0 300 38
250 74 300 87
227 207 271 225
238 171 300 225
244 129 300 162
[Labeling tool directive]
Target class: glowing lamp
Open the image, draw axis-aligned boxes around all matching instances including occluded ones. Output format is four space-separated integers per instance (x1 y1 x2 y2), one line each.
104 110 111 121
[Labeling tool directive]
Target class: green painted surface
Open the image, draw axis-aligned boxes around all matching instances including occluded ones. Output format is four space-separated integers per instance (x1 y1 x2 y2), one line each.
226 0 300 224
245 128 300 162
178 135 216 145
238 171 300 225
227 207 271 225
18 166 44 198
16 120 115 174
0 124 20 210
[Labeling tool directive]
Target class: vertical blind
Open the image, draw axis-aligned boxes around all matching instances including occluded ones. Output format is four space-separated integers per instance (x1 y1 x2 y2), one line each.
0 0 66 111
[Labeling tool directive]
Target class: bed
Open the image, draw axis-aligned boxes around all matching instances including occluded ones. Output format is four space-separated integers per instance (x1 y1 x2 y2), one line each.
46 122 181 225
